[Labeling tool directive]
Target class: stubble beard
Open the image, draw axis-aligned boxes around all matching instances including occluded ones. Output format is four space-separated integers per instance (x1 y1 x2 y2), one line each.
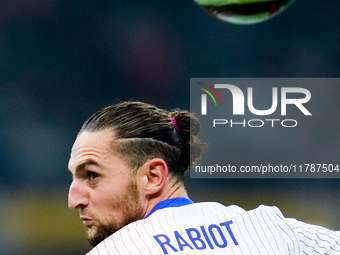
86 178 144 246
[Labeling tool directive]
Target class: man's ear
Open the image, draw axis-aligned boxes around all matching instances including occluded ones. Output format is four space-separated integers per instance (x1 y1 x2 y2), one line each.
138 158 168 196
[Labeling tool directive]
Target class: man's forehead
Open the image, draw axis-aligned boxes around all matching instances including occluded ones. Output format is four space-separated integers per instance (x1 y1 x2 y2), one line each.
71 129 115 151
69 129 116 166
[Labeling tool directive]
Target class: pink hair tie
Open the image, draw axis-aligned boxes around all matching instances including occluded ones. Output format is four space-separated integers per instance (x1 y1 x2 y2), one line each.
170 118 179 132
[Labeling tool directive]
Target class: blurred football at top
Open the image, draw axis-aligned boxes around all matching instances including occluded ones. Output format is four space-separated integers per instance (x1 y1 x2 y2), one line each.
194 0 296 25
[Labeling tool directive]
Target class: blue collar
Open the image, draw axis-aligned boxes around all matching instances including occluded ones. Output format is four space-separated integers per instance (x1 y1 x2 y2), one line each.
145 197 194 218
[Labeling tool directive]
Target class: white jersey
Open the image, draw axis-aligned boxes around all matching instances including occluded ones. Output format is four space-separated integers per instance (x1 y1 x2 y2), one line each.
86 202 340 255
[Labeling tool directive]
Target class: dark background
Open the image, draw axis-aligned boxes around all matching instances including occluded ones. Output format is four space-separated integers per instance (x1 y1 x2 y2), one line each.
0 0 339 254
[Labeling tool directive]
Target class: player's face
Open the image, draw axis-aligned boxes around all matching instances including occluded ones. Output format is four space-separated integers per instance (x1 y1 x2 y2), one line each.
68 129 145 246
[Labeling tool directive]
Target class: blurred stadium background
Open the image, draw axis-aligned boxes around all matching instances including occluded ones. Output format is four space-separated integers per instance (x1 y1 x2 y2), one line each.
0 0 339 254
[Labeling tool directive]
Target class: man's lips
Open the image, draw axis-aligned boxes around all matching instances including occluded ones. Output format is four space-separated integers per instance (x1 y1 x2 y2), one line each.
80 216 93 225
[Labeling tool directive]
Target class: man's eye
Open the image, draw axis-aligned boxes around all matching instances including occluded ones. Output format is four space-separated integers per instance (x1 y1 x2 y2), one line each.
88 172 99 180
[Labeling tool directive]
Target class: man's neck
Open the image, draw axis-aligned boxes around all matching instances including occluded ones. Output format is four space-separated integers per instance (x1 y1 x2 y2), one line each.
143 183 188 217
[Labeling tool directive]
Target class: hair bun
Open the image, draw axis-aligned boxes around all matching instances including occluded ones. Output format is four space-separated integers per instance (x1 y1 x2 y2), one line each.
170 111 206 172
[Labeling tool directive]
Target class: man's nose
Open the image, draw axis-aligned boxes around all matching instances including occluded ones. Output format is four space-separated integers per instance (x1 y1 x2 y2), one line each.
68 180 89 209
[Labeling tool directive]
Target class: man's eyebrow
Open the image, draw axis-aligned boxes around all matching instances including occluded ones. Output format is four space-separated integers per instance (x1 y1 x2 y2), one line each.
69 159 99 175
